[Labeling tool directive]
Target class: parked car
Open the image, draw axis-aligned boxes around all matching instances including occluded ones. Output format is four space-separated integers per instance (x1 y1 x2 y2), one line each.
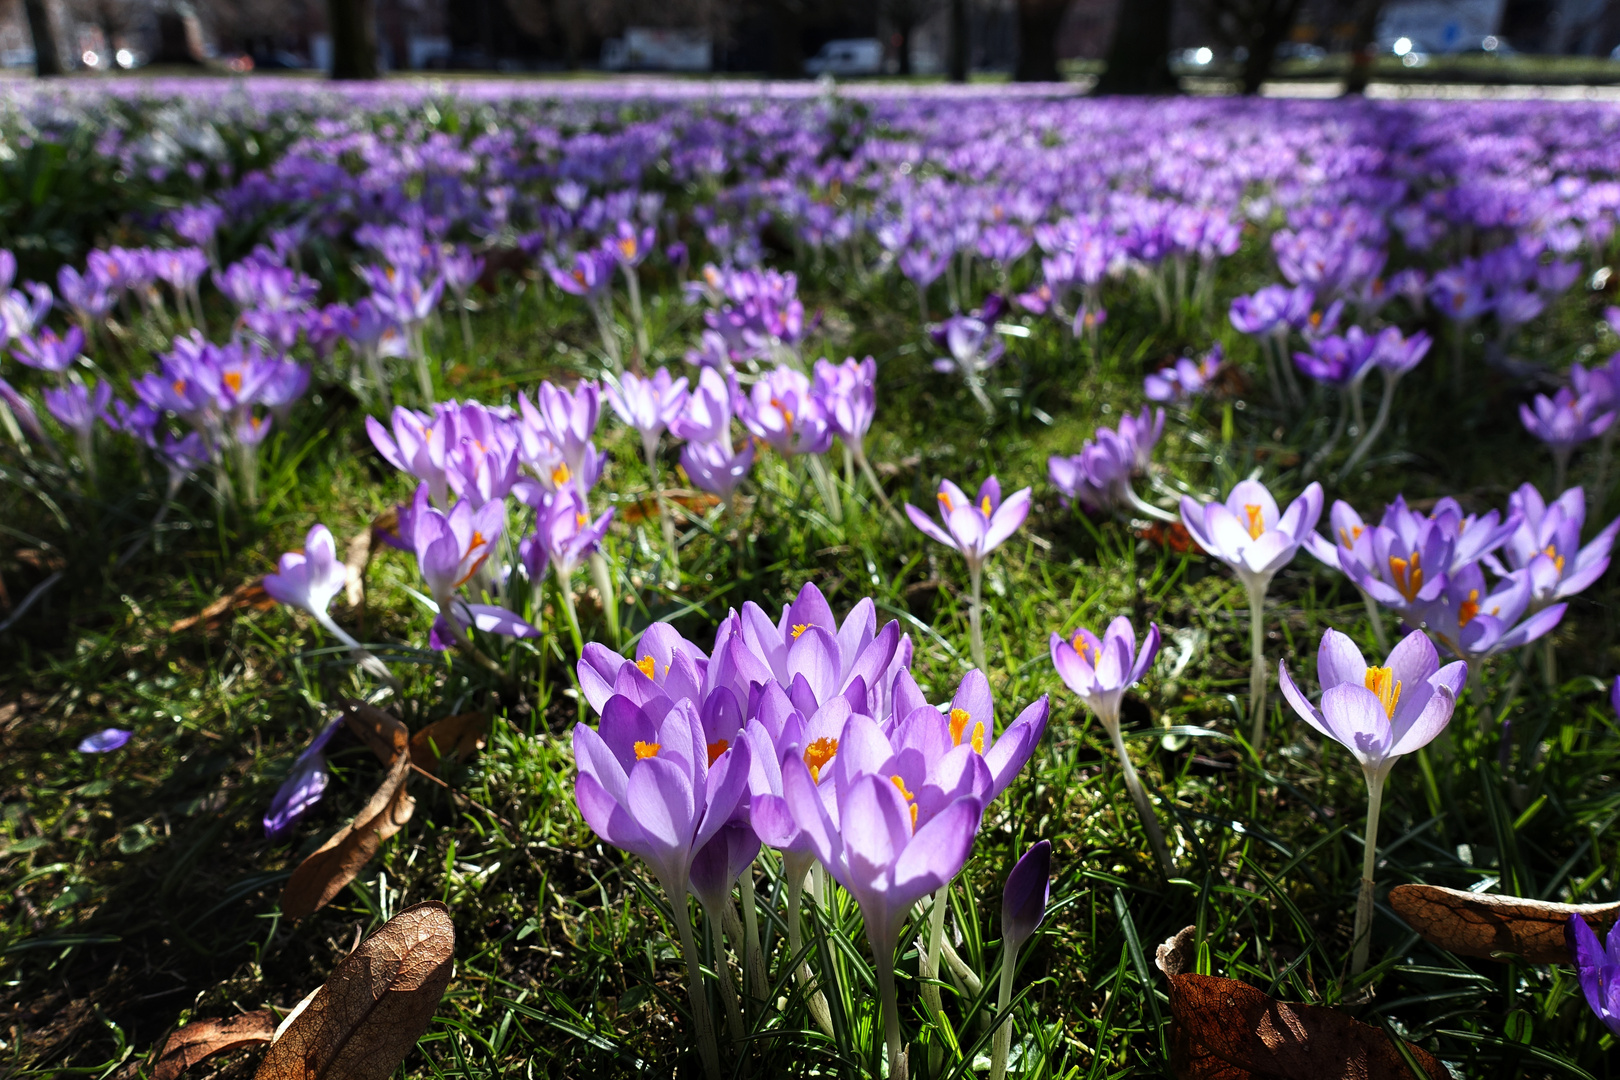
804 39 882 77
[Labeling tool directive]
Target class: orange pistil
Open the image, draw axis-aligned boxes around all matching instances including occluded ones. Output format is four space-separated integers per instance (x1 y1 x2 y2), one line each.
223 371 243 394
949 707 971 745
575 512 588 527
804 737 838 783
552 462 571 488
707 739 729 766
1389 551 1423 602
770 397 794 429
1072 635 1091 663
937 491 953 513
1364 666 1402 719
1338 524 1365 547
453 531 491 588
1244 504 1265 541
634 740 661 760
618 237 638 260
1458 588 1481 627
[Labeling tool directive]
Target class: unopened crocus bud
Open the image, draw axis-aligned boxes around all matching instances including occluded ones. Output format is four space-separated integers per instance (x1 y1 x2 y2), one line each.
1002 839 1052 955
1568 913 1620 1036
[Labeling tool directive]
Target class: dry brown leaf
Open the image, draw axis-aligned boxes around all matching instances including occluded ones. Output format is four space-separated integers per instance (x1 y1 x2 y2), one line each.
152 1010 276 1080
409 712 489 777
169 580 276 634
280 703 415 920
1155 926 1445 1080
620 489 721 524
343 528 372 610
253 901 453 1080
1388 883 1620 964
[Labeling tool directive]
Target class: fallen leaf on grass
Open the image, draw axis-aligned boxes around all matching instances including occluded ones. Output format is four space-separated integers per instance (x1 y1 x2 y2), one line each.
409 712 489 777
168 580 276 634
254 901 454 1080
1389 883 1620 963
280 703 414 919
343 527 372 610
152 1010 276 1080
1155 926 1446 1080
619 489 721 524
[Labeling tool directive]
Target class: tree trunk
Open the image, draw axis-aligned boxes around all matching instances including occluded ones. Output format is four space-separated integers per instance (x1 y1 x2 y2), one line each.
327 0 379 80
1238 0 1302 95
897 21 913 75
1343 0 1385 95
948 0 969 82
23 0 63 76
1014 0 1071 81
1094 0 1173 94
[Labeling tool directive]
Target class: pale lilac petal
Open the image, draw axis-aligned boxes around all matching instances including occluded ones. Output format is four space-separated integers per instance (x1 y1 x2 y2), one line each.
1316 629 1368 692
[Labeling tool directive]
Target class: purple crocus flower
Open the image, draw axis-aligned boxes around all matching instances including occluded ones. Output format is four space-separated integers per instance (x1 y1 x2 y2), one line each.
0 376 46 445
1050 616 1171 874
43 380 111 439
782 716 984 1080
669 367 738 445
1483 484 1620 611
1280 628 1464 974
680 435 754 505
991 838 1052 1080
77 728 132 753
1410 562 1565 664
533 485 614 581
1144 344 1222 403
1567 915 1620 1036
907 476 1031 575
1520 387 1615 488
742 366 832 457
1181 478 1323 747
606 368 688 458
573 695 750 1077
813 356 877 452
397 483 536 649
930 298 1007 416
263 716 345 840
263 523 348 619
12 326 85 374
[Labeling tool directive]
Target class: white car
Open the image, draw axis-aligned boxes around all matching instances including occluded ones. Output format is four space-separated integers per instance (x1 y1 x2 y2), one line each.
804 39 882 77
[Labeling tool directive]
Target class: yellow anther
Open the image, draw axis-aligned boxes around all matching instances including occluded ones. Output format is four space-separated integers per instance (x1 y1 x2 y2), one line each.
980 496 992 515
949 708 971 746
1544 544 1565 574
1389 551 1423 602
551 462 571 487
1244 504 1264 541
223 371 243 393
635 655 656 679
892 775 918 827
1363 666 1402 719
791 623 809 639
804 737 838 783
970 721 985 754
634 740 660 760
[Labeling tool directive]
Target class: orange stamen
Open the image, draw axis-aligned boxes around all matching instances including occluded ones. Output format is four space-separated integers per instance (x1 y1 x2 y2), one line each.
1364 666 1402 719
634 740 660 760
1244 504 1264 541
804 737 838 783
1458 589 1481 627
707 739 729 766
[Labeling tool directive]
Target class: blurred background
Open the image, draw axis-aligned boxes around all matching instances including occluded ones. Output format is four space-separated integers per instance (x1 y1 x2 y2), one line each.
2 0 1620 90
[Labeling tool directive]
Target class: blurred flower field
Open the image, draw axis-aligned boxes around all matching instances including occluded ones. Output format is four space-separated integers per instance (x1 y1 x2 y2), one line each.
3 77 1620 1078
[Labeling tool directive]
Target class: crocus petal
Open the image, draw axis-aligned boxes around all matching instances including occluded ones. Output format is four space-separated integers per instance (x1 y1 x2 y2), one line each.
1316 629 1368 692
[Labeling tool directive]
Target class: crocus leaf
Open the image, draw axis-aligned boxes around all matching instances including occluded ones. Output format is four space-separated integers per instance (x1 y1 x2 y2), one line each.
279 702 414 920
1155 926 1446 1080
252 901 454 1080
409 712 490 777
1389 883 1620 964
168 579 276 634
151 1010 276 1080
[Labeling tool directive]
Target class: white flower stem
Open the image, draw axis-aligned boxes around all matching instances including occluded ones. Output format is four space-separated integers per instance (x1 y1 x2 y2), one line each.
1351 769 1386 977
315 612 401 690
989 940 1020 1080
589 551 620 648
623 266 649 364
672 885 723 1080
1104 713 1175 877
784 852 834 1036
591 301 622 373
644 438 679 574
1124 480 1177 523
556 571 584 657
920 883 949 1069
739 866 765 1006
968 561 987 672
1247 581 1270 751
966 370 996 418
1340 370 1399 479
1360 587 1391 655
875 953 908 1080
709 907 746 1045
